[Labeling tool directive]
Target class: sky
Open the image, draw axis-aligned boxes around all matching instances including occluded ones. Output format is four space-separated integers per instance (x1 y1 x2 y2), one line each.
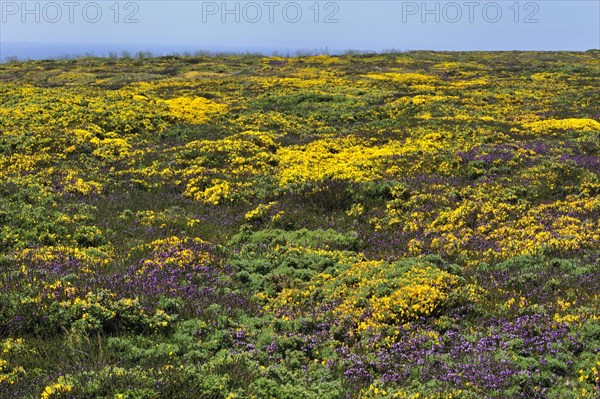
1 1 599 60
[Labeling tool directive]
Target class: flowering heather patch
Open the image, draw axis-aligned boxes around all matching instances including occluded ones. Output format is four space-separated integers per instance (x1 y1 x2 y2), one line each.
0 51 599 398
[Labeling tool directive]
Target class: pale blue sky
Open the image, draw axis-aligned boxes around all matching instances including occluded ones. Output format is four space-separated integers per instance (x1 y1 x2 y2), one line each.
1 1 599 59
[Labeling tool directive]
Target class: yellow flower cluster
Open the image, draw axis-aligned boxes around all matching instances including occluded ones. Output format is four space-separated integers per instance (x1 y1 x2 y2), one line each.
245 202 278 222
164 96 227 125
0 84 170 134
62 169 103 195
382 181 600 264
178 131 278 203
522 118 600 134
369 268 457 327
361 384 464 398
40 376 73 399
138 241 211 274
278 137 388 185
0 338 27 386
278 135 453 186
135 236 207 252
577 361 600 397
58 290 173 332
366 72 439 85
269 256 460 338
17 245 113 271
553 297 600 325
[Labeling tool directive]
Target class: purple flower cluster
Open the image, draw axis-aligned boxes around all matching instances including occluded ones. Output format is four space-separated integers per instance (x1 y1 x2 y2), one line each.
112 242 257 317
338 315 574 395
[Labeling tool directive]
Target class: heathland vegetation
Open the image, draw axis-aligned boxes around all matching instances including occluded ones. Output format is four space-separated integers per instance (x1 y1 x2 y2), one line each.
0 51 599 398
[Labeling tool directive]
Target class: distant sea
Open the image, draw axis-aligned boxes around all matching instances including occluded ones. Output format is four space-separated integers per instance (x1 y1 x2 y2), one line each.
0 42 345 62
